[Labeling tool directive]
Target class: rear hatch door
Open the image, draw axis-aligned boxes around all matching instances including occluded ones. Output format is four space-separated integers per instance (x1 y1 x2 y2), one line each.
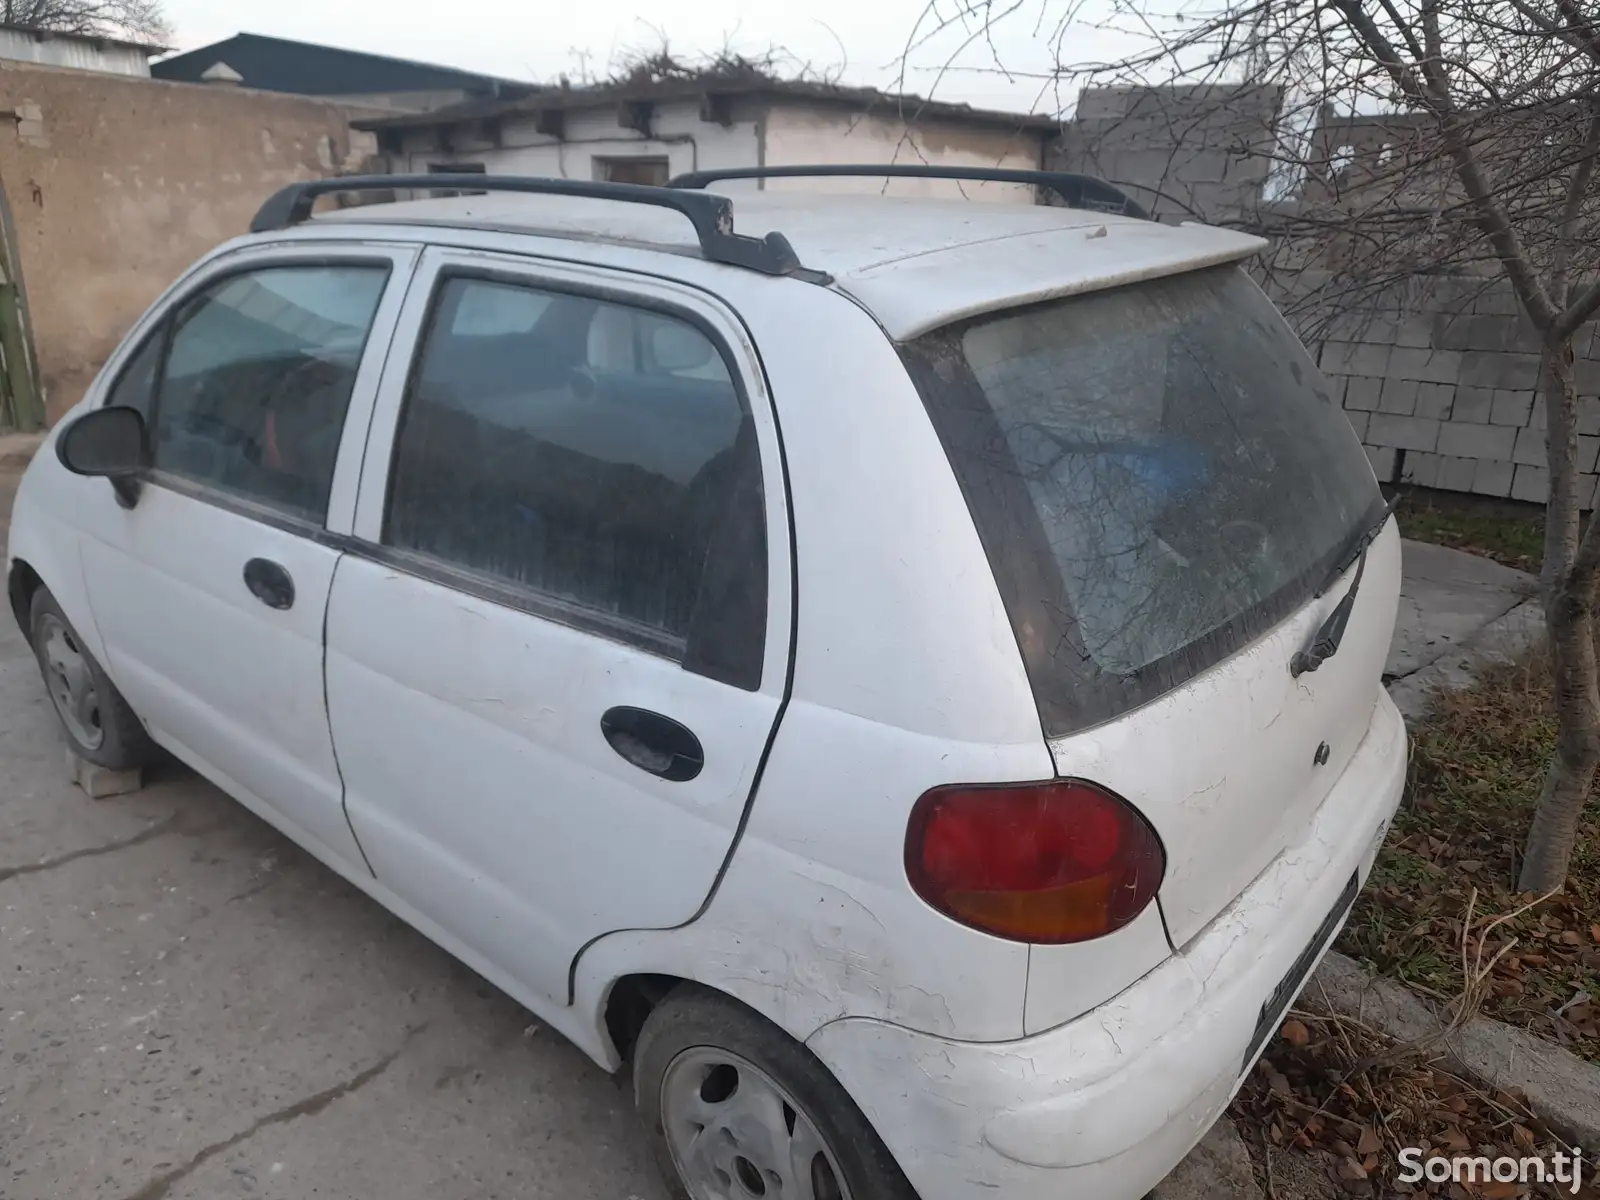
900 264 1395 946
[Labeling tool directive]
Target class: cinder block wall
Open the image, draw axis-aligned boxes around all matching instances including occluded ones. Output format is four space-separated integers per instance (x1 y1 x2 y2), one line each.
1267 272 1594 506
1050 85 1586 508
1045 83 1282 223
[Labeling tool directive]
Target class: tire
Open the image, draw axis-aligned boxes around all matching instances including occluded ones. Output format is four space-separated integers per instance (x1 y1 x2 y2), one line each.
29 587 156 771
633 984 920 1200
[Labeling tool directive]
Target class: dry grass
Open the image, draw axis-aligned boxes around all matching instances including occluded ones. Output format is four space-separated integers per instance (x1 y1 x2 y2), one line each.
1230 1004 1589 1197
1336 652 1600 1061
1235 713 1597 1195
1230 645 1600 1195
1396 489 1544 574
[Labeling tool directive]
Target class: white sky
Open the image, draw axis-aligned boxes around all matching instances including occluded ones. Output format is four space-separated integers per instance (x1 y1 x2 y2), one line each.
157 0 1151 115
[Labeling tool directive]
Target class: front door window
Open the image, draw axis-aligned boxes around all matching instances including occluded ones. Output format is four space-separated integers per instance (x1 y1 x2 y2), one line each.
152 264 390 523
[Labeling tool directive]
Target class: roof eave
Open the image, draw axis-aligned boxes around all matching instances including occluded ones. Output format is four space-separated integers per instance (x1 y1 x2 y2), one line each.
352 84 1058 135
0 23 172 55
752 88 1059 132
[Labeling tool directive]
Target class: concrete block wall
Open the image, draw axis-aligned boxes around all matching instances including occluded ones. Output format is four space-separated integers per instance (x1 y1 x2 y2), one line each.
1047 84 1282 223
1269 272 1598 506
1045 83 1598 508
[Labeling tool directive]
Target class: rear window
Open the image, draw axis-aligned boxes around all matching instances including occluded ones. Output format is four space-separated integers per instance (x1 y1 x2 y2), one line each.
901 265 1383 735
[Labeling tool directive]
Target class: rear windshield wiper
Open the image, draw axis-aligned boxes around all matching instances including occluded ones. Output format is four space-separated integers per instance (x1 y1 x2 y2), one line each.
1290 494 1399 678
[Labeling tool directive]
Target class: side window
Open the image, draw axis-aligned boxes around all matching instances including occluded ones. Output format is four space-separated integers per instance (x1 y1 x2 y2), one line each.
105 331 163 419
386 275 767 683
152 264 389 524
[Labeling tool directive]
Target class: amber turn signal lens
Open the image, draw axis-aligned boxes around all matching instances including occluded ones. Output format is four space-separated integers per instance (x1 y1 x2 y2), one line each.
905 779 1165 943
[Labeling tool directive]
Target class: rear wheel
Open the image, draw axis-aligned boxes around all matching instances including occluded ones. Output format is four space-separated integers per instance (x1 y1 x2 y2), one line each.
30 587 156 771
633 985 918 1200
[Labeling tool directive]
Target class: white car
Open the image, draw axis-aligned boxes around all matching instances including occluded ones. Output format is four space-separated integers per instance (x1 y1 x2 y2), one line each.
7 167 1406 1200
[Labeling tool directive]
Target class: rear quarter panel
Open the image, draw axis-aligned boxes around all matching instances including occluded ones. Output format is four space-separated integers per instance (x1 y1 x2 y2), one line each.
575 277 1170 1048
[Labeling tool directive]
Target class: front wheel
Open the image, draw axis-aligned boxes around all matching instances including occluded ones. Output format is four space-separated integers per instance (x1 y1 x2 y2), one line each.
633 985 919 1200
30 587 157 771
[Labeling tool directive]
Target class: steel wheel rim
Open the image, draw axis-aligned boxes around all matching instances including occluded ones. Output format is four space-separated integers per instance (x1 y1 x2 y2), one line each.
660 1046 853 1200
38 615 104 752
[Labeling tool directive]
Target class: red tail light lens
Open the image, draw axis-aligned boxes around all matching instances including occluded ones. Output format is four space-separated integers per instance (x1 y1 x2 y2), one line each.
905 780 1165 943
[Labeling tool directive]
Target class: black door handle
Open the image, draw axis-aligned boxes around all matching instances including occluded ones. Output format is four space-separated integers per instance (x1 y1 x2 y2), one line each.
600 706 704 782
243 558 295 610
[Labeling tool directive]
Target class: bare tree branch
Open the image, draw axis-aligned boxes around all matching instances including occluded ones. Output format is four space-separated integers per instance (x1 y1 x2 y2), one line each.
1552 107 1600 305
0 0 169 41
1554 0 1600 66
1330 0 1562 324
1557 277 1600 339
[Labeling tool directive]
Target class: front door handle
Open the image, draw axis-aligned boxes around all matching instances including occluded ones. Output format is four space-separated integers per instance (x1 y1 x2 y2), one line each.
243 558 295 610
600 706 704 782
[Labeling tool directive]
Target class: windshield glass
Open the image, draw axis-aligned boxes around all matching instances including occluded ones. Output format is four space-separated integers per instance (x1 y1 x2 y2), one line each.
901 265 1382 734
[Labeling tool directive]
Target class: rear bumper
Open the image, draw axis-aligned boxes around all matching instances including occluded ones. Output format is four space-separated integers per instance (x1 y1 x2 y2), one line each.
807 689 1407 1200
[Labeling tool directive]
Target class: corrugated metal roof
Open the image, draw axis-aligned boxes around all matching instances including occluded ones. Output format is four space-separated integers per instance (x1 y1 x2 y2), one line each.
151 32 533 97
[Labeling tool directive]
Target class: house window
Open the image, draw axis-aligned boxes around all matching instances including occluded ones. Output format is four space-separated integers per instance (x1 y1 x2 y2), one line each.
593 157 670 186
428 162 487 198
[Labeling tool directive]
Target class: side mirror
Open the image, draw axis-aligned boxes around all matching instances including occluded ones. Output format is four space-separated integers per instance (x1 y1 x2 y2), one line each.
56 406 149 478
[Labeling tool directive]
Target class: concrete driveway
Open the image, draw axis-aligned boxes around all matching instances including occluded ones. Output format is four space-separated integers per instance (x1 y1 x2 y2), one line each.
1 468 665 1199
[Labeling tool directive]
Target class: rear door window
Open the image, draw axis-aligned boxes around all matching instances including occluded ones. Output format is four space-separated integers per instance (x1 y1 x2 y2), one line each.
383 274 768 688
901 265 1383 734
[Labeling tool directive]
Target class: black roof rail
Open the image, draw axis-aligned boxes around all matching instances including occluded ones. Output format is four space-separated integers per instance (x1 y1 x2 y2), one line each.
668 164 1151 220
249 174 805 276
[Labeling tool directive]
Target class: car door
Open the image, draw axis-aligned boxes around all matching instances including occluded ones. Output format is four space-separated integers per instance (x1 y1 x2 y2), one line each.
74 244 417 872
325 248 793 1005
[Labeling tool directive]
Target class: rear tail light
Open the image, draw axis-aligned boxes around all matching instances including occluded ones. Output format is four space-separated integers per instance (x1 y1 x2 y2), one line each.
905 780 1165 943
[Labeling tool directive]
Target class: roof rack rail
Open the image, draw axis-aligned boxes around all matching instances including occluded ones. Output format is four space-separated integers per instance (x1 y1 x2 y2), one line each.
668 164 1150 220
249 174 805 276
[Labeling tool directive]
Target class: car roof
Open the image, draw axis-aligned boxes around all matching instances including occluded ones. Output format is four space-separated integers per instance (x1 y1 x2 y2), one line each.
313 191 1267 339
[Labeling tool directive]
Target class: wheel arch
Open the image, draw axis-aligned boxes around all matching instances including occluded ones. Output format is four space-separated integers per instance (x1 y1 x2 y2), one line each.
604 972 690 1065
585 958 823 1074
5 461 112 668
7 555 41 635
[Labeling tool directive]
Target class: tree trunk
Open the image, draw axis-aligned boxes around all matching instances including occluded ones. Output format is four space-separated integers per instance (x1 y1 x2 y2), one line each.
1541 342 1580 608
1518 579 1600 891
1521 338 1600 894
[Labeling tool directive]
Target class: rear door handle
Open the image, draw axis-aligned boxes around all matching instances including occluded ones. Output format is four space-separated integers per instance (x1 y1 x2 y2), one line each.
600 706 704 782
243 558 295 610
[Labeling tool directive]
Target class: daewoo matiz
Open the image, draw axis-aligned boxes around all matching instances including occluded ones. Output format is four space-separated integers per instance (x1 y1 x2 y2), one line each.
7 166 1406 1200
